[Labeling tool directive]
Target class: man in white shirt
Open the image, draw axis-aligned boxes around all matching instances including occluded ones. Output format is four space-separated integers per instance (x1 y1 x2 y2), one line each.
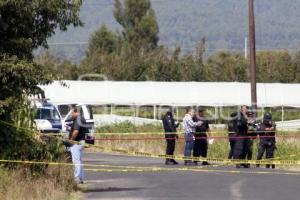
183 107 203 165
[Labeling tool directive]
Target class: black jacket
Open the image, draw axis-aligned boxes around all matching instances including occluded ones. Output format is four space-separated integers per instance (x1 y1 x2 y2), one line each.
236 112 248 136
257 122 276 142
162 112 178 137
193 116 209 136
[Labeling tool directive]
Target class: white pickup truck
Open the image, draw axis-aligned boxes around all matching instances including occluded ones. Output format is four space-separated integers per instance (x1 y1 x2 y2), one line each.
33 100 95 144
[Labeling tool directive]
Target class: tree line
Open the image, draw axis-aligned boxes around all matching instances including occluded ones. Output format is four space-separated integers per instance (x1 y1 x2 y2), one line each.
37 0 300 83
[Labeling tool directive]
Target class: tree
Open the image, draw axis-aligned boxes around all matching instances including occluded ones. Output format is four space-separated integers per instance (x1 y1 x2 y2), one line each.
88 25 119 55
82 0 160 81
0 0 83 59
256 51 296 83
293 51 300 82
35 52 79 80
0 56 53 119
0 0 83 119
205 52 248 82
0 0 83 159
113 0 159 52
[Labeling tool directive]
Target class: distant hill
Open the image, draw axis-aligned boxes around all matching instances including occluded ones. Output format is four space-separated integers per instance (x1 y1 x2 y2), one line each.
45 0 300 62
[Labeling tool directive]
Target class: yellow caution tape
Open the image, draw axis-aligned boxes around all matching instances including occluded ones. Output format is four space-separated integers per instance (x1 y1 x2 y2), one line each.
89 145 300 166
85 167 300 176
1 158 299 176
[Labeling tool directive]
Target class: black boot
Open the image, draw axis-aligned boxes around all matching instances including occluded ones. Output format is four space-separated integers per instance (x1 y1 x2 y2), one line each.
202 161 210 166
272 164 275 169
244 164 250 168
171 159 179 165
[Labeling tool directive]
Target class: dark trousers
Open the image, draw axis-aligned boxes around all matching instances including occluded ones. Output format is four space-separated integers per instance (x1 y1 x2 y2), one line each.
228 139 236 159
233 137 249 159
193 138 208 158
165 137 176 161
257 139 276 168
246 139 253 160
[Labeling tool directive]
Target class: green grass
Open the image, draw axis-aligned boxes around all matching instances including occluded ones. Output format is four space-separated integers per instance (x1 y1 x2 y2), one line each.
94 122 300 165
95 121 164 134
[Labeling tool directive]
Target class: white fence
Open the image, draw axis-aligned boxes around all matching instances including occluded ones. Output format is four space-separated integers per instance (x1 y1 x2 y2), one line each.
94 114 300 131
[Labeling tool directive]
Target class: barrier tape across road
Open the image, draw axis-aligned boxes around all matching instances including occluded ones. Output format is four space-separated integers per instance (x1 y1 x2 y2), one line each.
88 144 300 166
1 120 300 167
1 159 300 176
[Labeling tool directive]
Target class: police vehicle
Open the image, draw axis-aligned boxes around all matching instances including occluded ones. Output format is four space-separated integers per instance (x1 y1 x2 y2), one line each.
34 100 62 133
33 99 95 144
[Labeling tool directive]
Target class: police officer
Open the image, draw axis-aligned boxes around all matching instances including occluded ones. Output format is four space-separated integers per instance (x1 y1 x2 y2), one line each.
245 110 257 161
228 112 238 159
233 105 250 168
193 107 210 165
256 112 276 169
162 107 179 165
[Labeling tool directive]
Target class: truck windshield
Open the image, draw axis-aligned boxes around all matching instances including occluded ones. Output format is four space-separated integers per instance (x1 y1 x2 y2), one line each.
35 108 60 120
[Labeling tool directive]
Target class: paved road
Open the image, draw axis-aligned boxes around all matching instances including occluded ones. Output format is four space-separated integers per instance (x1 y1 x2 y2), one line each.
81 152 300 200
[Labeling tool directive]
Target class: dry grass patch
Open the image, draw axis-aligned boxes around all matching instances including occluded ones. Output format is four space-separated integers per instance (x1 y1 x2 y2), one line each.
0 165 80 200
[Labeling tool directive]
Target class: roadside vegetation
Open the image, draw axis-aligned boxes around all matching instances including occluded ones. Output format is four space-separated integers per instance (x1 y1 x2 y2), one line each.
0 166 77 200
0 1 83 199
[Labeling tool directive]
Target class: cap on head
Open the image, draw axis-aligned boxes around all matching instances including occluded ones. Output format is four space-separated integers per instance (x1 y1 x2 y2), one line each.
263 112 272 122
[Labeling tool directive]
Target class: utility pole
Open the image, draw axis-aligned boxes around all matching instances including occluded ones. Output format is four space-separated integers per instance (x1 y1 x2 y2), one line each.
249 0 257 116
244 37 248 59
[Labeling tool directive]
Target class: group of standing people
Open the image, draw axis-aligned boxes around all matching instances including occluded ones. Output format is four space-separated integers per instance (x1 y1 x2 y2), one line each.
228 105 276 168
162 107 210 166
68 105 277 184
162 105 276 168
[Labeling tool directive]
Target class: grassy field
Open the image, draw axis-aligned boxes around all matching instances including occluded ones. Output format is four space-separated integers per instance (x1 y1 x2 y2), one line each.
94 122 300 165
0 166 80 200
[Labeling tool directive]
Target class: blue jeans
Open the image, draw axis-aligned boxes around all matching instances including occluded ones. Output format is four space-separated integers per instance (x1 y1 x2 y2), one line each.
184 140 194 157
70 144 84 181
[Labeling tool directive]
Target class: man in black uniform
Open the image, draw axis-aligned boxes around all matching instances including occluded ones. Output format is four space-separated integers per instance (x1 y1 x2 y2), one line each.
162 107 179 165
233 105 250 168
193 107 210 165
228 112 238 159
245 110 257 161
256 112 276 169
